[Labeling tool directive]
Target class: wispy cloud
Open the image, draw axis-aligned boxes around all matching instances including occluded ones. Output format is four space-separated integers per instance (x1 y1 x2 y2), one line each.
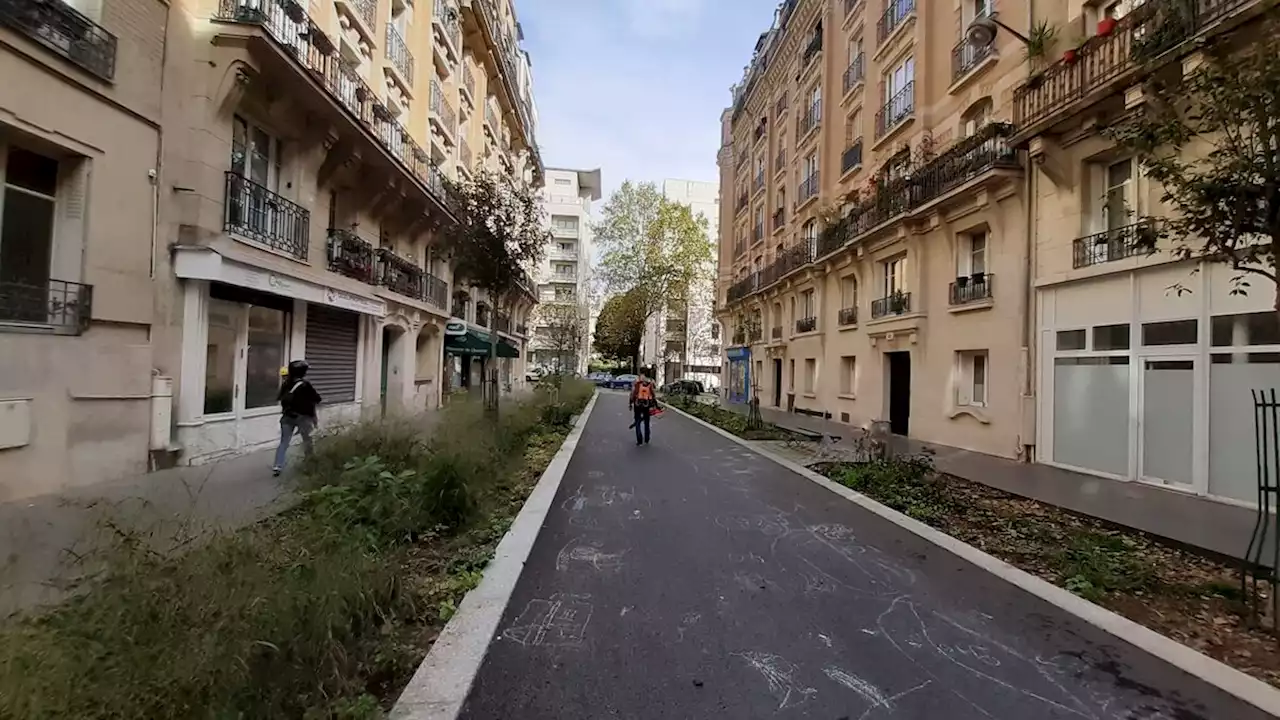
518 0 777 202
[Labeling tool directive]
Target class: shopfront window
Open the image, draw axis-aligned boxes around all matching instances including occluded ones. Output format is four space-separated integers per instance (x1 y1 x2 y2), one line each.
245 305 288 409
205 299 239 414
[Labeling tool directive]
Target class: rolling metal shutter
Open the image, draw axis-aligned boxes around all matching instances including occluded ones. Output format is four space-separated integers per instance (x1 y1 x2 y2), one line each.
305 304 359 403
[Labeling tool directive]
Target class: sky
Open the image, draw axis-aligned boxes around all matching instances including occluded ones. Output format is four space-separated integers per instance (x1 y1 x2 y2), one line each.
517 0 780 205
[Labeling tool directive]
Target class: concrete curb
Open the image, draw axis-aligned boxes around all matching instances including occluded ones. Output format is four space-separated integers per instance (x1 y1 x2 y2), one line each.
389 392 599 720
664 403 1280 718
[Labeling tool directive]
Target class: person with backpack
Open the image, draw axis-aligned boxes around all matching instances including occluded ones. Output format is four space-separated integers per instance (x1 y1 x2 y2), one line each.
628 371 659 446
272 359 322 476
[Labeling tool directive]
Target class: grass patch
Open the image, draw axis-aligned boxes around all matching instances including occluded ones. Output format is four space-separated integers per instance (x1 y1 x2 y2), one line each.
662 396 801 441
0 381 594 719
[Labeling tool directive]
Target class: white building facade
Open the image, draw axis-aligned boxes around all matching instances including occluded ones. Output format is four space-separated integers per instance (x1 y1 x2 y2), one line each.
531 168 601 374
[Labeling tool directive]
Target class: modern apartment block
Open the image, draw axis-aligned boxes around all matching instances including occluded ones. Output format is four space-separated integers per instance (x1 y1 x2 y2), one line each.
530 167 600 374
1018 0 1274 505
641 179 721 388
717 0 1031 459
0 0 167 498
0 0 542 499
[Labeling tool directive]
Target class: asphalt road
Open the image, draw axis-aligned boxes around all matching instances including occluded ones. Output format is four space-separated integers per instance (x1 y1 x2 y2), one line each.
460 391 1270 720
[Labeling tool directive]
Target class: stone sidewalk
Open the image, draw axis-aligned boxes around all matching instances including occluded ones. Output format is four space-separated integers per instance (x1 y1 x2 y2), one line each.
719 400 1268 563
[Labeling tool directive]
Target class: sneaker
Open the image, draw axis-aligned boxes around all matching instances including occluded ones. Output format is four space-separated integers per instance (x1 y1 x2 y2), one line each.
271 466 282 476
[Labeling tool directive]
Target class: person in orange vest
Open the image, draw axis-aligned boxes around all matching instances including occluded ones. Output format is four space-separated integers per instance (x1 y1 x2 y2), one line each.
628 371 659 446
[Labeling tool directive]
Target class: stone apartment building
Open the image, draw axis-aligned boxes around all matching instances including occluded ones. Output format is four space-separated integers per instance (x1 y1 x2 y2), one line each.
717 0 1276 508
530 167 600 375
0 0 541 499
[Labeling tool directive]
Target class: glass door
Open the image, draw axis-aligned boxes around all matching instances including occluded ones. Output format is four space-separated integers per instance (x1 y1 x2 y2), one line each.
1138 357 1196 488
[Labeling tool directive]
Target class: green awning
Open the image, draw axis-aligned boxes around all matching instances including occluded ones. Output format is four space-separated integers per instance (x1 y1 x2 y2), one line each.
445 328 519 358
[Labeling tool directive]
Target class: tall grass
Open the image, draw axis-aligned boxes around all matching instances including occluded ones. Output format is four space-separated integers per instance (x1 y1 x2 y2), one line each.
0 381 594 719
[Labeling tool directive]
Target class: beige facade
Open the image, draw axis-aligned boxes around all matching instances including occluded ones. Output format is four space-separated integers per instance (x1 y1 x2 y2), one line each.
0 0 166 499
0 0 541 499
716 0 1034 459
1019 0 1274 505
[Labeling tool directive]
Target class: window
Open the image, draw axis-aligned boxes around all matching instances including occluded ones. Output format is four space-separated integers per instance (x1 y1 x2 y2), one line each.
809 84 822 117
231 115 280 190
204 299 239 415
883 255 906 296
1 145 60 295
1101 158 1135 231
554 178 571 185
775 188 785 213
802 152 819 183
800 289 815 318
801 219 817 245
840 355 856 395
845 109 862 145
202 292 291 416
840 275 857 308
1211 311 1280 347
848 36 863 65
966 0 991 23
961 98 992 138
1093 323 1131 351
1056 329 1087 351
551 215 579 232
804 358 817 393
957 350 988 407
884 56 915 115
789 358 795 390
958 231 987 275
245 306 288 409
1142 319 1197 346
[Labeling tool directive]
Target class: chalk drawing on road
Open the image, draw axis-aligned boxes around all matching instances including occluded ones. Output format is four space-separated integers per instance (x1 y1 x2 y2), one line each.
817 633 832 648
555 538 627 573
732 651 817 711
587 470 605 479
733 570 769 593
620 606 633 617
729 552 767 565
823 667 933 720
676 611 701 641
502 593 594 648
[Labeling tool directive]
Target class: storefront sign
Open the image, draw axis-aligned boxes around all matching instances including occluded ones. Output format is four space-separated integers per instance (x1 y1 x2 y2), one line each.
726 346 750 360
444 320 467 336
173 247 387 317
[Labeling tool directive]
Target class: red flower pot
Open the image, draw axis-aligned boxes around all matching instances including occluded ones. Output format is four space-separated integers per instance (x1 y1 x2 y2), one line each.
1063 49 1078 64
1097 17 1118 36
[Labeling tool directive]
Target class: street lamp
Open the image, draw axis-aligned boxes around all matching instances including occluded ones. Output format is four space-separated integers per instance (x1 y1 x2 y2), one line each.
965 13 1031 49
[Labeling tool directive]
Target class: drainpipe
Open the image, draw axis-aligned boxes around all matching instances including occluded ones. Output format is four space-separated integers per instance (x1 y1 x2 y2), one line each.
1020 0 1038 463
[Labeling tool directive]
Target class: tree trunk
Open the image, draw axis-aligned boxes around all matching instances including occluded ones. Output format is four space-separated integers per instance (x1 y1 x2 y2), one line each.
487 300 500 413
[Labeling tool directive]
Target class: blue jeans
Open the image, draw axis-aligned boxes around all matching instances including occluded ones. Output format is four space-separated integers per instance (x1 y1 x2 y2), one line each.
273 414 315 469
633 406 651 444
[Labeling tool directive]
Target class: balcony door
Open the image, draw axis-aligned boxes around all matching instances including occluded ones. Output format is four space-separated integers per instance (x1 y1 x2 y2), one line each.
230 115 281 239
0 144 59 325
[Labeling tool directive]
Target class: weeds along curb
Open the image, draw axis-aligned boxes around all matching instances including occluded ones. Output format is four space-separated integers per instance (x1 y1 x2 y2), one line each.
389 391 598 720
663 403 1280 718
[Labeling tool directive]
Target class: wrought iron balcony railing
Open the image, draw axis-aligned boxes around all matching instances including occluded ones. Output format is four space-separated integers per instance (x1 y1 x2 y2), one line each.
424 271 447 309
460 137 473 170
796 316 817 334
224 171 310 259
0 0 117 80
841 140 863 175
799 101 821 138
801 31 822 67
905 122 1018 205
843 53 865 94
771 325 782 340
1072 219 1158 269
0 278 92 334
748 326 763 343
385 23 414 85
799 173 819 204
753 170 765 193
375 247 424 299
953 41 991 84
732 328 747 345
495 312 511 333
838 306 857 325
431 78 458 138
949 273 994 305
218 0 453 218
484 103 500 133
326 228 375 283
876 0 915 45
753 223 764 243
462 63 476 100
871 292 911 319
736 191 749 214
774 148 785 175
347 0 375 29
875 81 914 138
772 207 785 233
1012 0 1252 130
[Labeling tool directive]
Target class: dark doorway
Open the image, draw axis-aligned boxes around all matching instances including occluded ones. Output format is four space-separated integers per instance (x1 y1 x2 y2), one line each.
886 351 911 436
380 328 392 416
772 359 783 407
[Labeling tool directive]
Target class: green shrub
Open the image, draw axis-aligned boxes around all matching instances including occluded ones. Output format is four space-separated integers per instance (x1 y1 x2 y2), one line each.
835 455 952 524
1055 531 1155 600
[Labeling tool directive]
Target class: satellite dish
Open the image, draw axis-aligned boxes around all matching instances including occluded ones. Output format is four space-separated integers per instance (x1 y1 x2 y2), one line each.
966 16 998 48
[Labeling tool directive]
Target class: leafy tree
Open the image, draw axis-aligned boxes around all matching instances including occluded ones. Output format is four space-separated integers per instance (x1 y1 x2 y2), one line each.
593 290 647 371
593 181 714 334
1106 24 1280 317
441 171 548 408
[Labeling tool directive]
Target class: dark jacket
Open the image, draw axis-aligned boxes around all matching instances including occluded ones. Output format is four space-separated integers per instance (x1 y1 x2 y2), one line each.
278 376 322 418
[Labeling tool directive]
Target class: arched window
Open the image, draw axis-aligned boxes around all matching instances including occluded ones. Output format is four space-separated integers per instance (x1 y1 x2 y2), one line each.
961 97 994 138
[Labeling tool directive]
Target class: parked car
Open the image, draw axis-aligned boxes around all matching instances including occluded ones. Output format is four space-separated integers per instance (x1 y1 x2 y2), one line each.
587 372 614 387
610 374 639 391
662 379 705 396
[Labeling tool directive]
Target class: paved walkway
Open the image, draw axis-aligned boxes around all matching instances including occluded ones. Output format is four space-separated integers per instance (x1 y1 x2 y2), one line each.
460 392 1263 719
718 400 1266 563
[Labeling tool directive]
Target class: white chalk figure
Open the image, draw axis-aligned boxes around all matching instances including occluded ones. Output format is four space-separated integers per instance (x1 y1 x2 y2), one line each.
732 651 818 711
502 593 594 648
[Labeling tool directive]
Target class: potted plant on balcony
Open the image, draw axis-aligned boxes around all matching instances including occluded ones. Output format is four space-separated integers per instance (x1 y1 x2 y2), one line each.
889 290 908 313
1023 20 1058 87
955 274 969 288
971 271 986 285
1097 15 1118 37
284 0 306 23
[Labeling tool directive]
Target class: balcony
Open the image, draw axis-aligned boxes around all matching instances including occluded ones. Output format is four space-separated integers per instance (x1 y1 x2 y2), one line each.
844 0 863 17
223 171 309 260
753 170 765 194
949 273 994 306
772 207 785 233
727 272 760 303
753 120 767 145
841 140 863 175
374 248 448 308
385 23 414 88
732 327 747 345
875 81 914 139
1011 0 1256 137
484 103 500 135
1072 220 1158 269
771 325 782 340
461 63 476 103
842 53 865 95
0 278 92 335
548 247 577 261
838 306 857 326
0 0 116 80
459 137 473 171
551 272 578 283
335 0 376 38
326 228 375 283
774 148 786 176
551 224 579 239
798 101 821 140
736 191 749 215
798 173 819 204
475 303 491 328
871 292 911 319
876 0 915 46
430 78 458 145
796 316 817 334
748 326 763 343
753 223 764 243
951 36 991 84
431 0 460 68
495 312 511 334
801 31 822 68
217 0 454 221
